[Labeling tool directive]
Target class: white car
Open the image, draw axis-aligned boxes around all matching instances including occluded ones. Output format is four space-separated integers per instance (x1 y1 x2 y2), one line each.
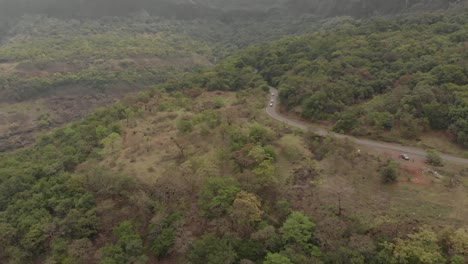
400 154 409 160
269 103 273 107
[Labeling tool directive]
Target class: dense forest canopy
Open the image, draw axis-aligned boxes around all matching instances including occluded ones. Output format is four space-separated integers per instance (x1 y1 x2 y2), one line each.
206 12 468 147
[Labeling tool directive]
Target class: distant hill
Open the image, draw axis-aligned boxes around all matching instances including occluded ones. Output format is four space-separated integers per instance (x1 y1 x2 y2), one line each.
0 0 220 19
281 0 467 17
196 0 288 10
0 0 465 20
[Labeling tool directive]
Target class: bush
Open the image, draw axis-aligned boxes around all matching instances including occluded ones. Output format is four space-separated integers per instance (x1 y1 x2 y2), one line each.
214 97 225 109
263 253 293 264
151 227 176 258
381 160 399 183
198 177 241 218
177 118 193 133
426 150 443 167
188 234 237 264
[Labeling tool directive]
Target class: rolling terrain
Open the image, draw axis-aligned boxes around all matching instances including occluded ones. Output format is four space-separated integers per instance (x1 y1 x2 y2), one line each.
0 1 467 264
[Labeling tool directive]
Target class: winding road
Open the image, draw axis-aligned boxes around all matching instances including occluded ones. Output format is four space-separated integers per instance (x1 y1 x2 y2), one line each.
266 88 468 165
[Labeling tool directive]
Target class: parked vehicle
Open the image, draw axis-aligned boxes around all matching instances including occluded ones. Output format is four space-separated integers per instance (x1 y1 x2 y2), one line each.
400 153 409 160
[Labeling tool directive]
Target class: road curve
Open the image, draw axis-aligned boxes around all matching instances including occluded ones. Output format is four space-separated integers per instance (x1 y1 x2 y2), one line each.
266 88 468 165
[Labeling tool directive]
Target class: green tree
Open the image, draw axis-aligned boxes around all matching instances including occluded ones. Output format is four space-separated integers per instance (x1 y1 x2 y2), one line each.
249 124 271 144
151 227 176 258
248 145 273 163
280 211 316 252
448 228 468 257
373 111 394 130
198 177 241 218
423 103 449 130
388 228 446 264
430 65 467 86
177 118 193 133
252 160 277 188
263 252 293 264
100 221 147 264
100 132 123 156
426 150 444 167
214 97 225 109
188 234 237 264
381 160 399 183
334 112 358 133
231 191 263 227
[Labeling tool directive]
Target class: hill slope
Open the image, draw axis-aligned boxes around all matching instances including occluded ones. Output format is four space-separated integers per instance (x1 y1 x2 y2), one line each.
219 12 468 151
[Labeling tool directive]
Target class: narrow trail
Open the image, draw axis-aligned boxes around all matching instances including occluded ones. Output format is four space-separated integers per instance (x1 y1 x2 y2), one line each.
266 88 468 165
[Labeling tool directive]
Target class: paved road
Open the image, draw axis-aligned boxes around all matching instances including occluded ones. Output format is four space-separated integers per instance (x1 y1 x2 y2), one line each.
266 88 468 165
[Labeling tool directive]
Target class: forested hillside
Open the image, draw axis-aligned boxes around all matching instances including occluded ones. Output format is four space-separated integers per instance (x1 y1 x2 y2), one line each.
1 83 467 263
216 13 468 149
0 1 467 263
0 9 346 151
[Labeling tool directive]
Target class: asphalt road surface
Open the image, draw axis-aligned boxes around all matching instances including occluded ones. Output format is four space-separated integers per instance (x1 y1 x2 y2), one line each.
266 88 468 165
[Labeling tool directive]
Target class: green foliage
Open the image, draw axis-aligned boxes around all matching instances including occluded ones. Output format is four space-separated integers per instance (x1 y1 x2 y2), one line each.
263 252 293 264
214 97 225 109
198 177 241 218
188 234 237 264
385 228 447 264
451 255 465 264
252 160 277 188
100 221 147 264
220 13 468 147
231 191 264 226
0 103 127 262
177 117 193 133
248 145 274 163
373 112 394 130
151 228 176 259
426 150 444 167
448 229 468 257
234 239 265 261
249 123 272 144
334 112 359 133
149 213 181 259
381 160 399 183
280 211 316 252
228 128 249 151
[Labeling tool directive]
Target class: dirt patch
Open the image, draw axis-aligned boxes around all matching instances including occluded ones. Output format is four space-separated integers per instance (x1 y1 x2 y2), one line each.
46 93 118 124
0 62 18 74
401 165 431 185
360 145 433 185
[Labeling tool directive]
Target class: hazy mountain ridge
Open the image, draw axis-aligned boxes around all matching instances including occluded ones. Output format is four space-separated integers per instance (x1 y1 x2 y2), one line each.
0 0 465 20
283 0 467 17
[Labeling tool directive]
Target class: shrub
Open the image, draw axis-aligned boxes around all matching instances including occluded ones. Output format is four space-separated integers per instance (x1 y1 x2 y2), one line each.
426 150 443 167
381 160 399 183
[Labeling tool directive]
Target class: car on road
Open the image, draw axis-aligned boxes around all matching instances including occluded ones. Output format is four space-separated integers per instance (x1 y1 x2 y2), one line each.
400 153 410 160
271 93 275 96
269 103 273 107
